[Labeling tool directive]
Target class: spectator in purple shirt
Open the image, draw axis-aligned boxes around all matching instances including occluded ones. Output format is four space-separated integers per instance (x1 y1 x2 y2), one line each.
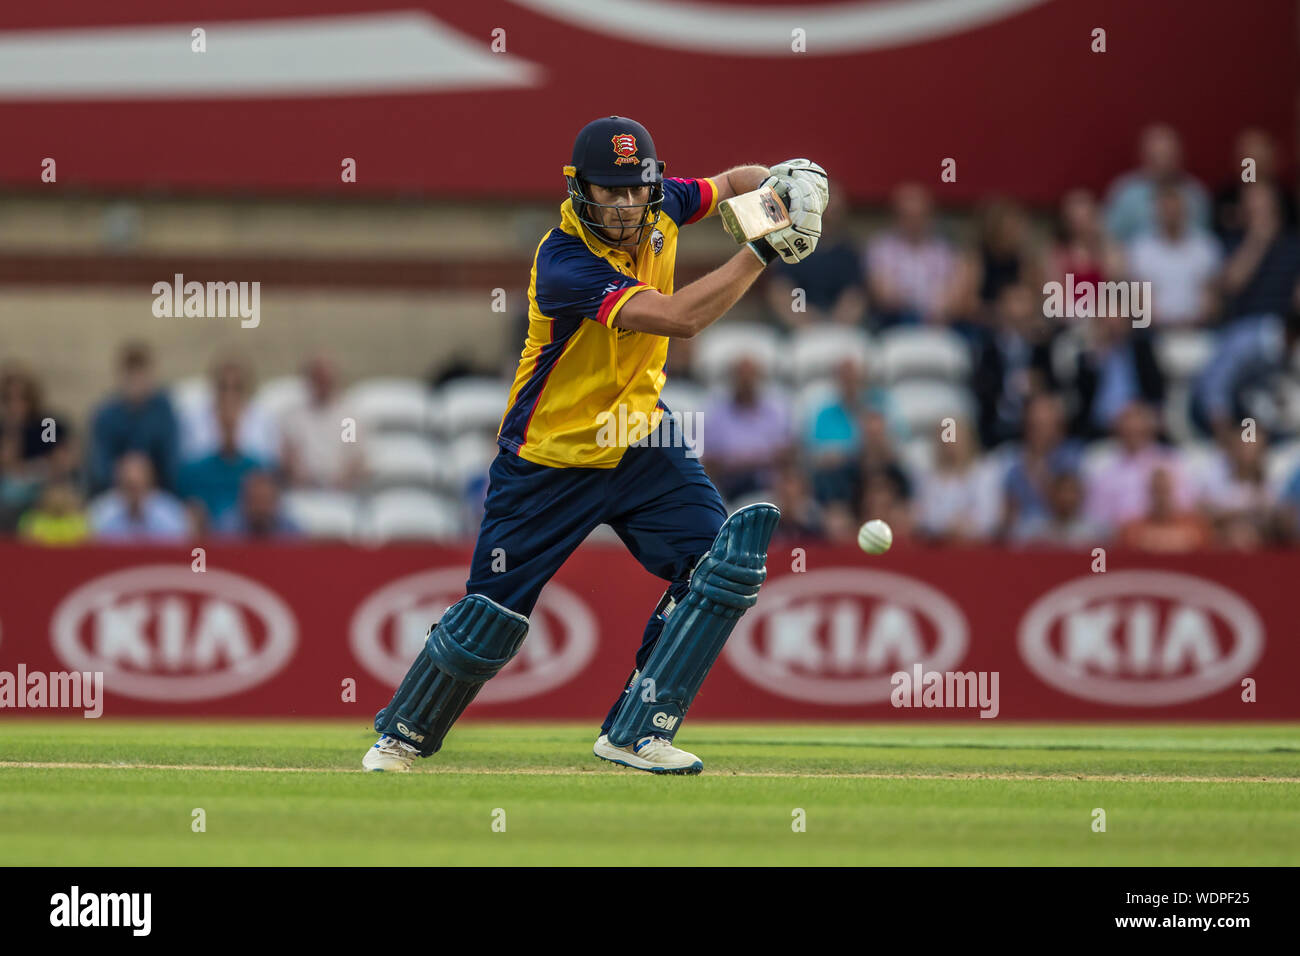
701 355 791 501
1083 401 1192 534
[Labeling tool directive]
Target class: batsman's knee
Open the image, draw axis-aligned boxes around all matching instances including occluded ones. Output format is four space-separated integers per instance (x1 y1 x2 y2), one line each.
690 501 780 607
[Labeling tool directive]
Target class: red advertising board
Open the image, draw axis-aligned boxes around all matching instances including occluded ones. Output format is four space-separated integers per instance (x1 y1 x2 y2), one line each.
0 541 1292 721
0 0 1291 201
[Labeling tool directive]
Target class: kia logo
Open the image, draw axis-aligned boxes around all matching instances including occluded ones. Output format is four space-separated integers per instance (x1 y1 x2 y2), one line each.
50 565 297 701
349 569 596 702
726 569 968 704
1017 571 1264 706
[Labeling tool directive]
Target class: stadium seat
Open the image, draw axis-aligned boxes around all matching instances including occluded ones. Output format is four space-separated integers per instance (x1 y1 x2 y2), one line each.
440 377 510 434
1156 329 1214 381
1266 441 1300 495
1079 440 1119 483
169 376 212 418
281 489 360 540
788 325 876 385
342 378 438 434
447 431 498 488
1049 330 1084 386
879 327 970 383
364 434 453 488
1180 441 1220 493
252 375 310 421
659 379 711 417
1162 382 1197 444
901 435 936 476
693 322 782 383
362 489 465 543
888 380 976 435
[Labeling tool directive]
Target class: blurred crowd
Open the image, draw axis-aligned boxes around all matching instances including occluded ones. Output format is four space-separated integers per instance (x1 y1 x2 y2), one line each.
680 124 1300 552
0 347 362 544
3 124 1299 551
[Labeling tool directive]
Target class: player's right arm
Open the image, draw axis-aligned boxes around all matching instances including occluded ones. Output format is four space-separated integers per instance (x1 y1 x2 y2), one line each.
612 249 767 339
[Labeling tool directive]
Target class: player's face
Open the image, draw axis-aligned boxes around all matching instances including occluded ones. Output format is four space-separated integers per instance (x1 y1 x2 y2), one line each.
587 183 652 248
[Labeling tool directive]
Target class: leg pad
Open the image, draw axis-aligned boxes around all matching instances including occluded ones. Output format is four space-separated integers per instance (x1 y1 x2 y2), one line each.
374 594 529 756
607 503 780 747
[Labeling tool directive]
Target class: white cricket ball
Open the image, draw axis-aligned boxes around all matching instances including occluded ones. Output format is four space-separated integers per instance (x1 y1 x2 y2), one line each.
857 519 893 555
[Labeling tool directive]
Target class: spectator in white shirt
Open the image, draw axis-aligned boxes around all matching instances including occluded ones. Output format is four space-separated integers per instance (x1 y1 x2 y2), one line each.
1198 432 1283 548
279 356 366 490
1127 183 1222 326
913 420 1002 544
866 183 970 327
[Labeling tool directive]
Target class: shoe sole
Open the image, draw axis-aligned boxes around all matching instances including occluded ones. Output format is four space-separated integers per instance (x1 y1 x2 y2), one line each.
363 752 413 773
593 747 703 775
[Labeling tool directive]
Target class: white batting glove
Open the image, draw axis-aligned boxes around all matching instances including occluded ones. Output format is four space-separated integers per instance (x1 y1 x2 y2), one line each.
747 176 821 265
768 175 822 239
768 158 829 215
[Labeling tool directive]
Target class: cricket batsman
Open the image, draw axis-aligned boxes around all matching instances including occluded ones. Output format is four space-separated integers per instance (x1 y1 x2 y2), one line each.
363 116 827 774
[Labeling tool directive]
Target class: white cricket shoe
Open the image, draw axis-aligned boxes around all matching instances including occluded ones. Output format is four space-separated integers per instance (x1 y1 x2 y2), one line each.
363 735 418 772
593 733 703 775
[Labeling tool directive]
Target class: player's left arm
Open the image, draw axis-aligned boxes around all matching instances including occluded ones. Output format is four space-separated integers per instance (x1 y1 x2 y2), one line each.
699 165 771 218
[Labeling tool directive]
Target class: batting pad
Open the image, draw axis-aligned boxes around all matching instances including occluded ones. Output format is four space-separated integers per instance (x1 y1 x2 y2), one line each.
374 593 529 757
607 503 780 747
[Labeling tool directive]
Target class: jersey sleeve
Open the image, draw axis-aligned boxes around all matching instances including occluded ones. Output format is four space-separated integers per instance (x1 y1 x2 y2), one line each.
662 176 719 227
534 234 650 327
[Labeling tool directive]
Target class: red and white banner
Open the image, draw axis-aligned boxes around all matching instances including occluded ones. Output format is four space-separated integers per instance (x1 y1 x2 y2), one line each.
0 0 1291 200
0 541 1291 720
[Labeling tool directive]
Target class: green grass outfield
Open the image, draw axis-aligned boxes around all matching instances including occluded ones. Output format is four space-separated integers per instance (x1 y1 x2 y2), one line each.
1 721 1298 865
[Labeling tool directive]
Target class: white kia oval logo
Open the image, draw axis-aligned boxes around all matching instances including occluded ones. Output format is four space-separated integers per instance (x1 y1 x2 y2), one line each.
1018 571 1264 706
50 565 297 701
726 569 968 704
349 569 597 703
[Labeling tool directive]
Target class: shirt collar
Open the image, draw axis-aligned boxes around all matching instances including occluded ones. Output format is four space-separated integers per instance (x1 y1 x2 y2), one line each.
560 198 638 268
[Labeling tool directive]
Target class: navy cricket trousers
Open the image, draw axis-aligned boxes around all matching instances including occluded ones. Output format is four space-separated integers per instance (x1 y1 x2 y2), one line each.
464 413 727 733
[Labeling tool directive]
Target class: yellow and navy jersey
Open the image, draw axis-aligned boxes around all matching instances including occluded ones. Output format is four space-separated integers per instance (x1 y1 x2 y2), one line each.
497 176 718 468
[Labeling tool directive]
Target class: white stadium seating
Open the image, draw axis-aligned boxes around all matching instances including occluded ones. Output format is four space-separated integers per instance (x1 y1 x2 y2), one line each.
659 379 711 417
693 322 782 382
1267 441 1300 495
1156 329 1215 381
342 377 438 433
889 380 975 435
169 375 212 418
362 489 465 543
439 377 510 434
879 326 970 383
281 490 360 540
364 433 454 488
787 325 876 384
251 375 310 421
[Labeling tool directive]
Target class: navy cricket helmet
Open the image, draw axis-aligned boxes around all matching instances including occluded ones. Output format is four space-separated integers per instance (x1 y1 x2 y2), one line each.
564 116 666 249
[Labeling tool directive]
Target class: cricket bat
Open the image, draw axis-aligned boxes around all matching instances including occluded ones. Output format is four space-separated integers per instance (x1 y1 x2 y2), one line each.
718 184 791 245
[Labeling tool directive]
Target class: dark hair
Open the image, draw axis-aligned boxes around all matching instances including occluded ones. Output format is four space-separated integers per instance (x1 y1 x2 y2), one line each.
119 341 152 372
